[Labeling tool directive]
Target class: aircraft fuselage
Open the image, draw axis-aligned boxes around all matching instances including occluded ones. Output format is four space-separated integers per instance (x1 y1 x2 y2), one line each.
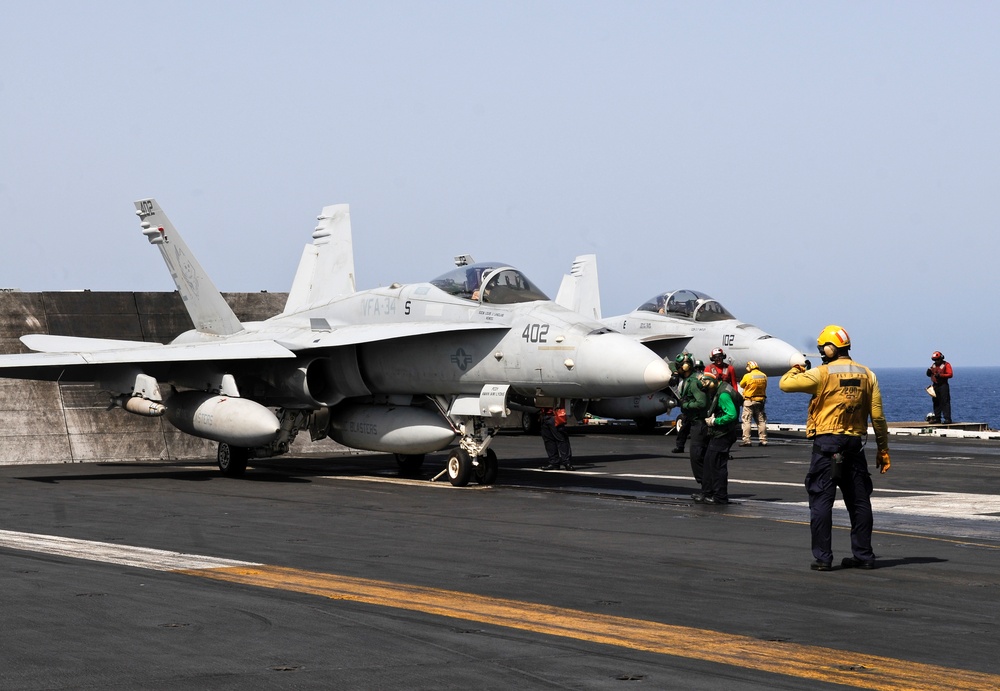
604 312 805 377
162 282 670 413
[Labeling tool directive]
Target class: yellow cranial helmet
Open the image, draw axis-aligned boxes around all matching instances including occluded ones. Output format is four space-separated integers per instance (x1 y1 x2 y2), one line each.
746 360 758 371
817 325 850 350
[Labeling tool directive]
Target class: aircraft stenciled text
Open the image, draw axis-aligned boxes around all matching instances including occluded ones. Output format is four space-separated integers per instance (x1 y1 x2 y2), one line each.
521 324 549 344
348 420 378 436
362 297 398 318
722 334 735 346
476 308 506 322
138 200 156 217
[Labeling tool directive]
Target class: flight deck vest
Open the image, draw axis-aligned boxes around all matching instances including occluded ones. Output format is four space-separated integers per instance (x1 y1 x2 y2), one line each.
806 361 875 438
741 371 767 400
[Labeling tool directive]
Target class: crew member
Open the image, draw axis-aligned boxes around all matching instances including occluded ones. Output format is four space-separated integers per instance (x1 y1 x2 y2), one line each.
677 354 708 481
688 359 709 480
779 325 891 572
739 360 768 446
539 400 574 471
706 348 739 389
692 371 739 505
927 351 953 424
671 352 695 454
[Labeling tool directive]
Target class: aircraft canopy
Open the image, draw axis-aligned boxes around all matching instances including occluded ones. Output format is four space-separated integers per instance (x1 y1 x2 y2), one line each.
431 262 549 305
636 289 735 322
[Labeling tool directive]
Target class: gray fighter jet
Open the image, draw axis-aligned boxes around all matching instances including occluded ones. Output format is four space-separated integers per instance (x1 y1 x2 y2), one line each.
0 201 671 484
555 255 807 427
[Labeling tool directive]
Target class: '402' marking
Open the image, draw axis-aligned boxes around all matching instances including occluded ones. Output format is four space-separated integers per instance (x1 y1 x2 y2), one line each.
521 323 549 343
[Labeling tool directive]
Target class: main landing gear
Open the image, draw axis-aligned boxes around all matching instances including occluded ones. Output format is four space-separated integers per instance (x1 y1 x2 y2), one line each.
395 454 425 476
217 442 249 477
444 447 498 487
438 415 500 487
442 447 499 487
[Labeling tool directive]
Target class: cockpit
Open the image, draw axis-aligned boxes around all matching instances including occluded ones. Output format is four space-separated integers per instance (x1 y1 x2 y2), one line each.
430 262 549 305
636 289 735 322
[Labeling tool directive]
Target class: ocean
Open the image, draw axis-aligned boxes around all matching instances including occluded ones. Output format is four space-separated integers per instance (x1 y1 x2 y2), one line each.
763 366 1000 430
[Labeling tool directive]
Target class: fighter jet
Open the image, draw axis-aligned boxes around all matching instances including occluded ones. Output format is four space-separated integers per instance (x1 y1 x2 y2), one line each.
0 201 671 484
555 255 807 427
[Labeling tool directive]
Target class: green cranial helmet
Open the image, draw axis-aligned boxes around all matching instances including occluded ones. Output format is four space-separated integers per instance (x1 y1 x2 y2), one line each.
674 351 694 373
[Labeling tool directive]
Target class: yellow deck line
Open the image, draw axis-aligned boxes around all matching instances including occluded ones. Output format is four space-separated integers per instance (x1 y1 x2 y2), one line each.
180 564 1000 690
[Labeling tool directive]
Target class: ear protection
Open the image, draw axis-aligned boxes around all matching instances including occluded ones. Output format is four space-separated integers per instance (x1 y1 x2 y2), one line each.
822 343 838 359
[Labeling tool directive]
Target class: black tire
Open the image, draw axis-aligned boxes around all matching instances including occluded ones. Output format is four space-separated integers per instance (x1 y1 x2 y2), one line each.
217 442 248 477
634 417 657 434
395 453 425 476
521 412 541 435
446 448 473 487
474 448 499 485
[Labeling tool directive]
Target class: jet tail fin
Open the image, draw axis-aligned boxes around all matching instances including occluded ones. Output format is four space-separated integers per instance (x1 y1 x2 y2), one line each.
282 204 356 314
555 254 602 321
134 199 244 336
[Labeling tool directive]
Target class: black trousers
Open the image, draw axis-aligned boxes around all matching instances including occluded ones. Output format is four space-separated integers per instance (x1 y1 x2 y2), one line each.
805 434 874 564
701 428 737 500
540 415 572 465
932 382 952 424
688 418 708 484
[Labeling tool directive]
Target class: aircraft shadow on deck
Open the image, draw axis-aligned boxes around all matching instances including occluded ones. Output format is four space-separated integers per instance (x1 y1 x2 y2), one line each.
18 464 313 485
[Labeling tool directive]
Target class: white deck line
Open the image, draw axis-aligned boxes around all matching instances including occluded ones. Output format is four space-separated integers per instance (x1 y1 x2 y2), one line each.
0 529 261 571
770 423 1000 440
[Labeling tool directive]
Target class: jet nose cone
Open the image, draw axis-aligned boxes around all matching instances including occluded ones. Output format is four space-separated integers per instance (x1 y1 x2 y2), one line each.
748 337 809 376
576 332 671 396
644 358 673 391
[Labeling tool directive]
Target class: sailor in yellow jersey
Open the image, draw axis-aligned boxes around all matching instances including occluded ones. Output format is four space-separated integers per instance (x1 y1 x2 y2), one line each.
738 360 768 446
779 325 891 572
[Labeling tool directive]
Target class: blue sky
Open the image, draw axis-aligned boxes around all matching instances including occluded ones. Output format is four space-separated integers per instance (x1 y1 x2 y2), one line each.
2 2 998 367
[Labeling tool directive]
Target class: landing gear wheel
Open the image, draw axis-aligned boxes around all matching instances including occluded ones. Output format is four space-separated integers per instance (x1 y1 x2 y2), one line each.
446 448 473 487
634 417 657 434
217 442 248 477
521 412 540 435
395 453 425 476
474 448 499 485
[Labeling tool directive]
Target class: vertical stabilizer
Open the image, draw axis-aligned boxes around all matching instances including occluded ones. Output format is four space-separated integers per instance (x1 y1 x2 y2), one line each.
282 204 356 314
555 254 602 321
134 199 244 336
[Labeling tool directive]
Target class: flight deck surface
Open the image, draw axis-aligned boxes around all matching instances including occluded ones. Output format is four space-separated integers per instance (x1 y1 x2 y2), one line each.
2 430 998 689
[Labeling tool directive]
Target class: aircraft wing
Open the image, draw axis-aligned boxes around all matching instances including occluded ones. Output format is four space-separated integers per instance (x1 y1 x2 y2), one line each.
0 322 507 381
20 334 164 353
0 340 297 381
